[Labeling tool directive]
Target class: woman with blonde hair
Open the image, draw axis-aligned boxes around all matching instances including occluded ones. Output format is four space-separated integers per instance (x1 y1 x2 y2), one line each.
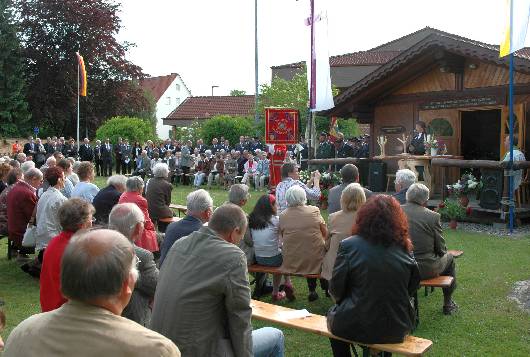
321 183 366 281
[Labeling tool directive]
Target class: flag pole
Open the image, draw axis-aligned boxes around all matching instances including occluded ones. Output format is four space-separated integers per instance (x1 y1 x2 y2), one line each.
307 0 316 163
77 53 80 152
509 52 515 233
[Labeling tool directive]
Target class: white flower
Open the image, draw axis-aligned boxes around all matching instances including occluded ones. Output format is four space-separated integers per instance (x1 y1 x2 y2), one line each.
468 182 477 189
454 183 462 190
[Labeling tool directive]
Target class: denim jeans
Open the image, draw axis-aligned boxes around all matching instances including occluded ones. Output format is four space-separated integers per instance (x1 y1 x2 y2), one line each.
253 327 285 357
193 172 205 187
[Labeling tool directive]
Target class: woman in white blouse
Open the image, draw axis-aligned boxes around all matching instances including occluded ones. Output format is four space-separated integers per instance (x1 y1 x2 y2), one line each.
248 194 294 302
35 166 68 252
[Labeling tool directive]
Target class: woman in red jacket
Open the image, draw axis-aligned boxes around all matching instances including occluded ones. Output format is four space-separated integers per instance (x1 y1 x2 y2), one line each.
40 198 94 312
118 176 159 252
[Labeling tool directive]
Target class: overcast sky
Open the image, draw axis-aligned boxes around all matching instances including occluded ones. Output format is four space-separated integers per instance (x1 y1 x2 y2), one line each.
118 0 508 96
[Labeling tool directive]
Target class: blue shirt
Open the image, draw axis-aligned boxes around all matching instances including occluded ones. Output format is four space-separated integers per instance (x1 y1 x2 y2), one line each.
159 215 204 267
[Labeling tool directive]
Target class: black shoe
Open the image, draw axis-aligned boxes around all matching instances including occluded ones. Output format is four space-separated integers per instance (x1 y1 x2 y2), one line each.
308 291 319 302
443 301 458 315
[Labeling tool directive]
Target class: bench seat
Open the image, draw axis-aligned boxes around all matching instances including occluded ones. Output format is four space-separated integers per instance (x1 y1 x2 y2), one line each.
158 216 181 224
248 264 320 279
169 204 187 217
251 299 433 357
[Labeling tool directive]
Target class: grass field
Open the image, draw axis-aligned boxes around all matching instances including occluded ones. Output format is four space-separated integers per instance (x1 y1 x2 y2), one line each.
1 178 530 355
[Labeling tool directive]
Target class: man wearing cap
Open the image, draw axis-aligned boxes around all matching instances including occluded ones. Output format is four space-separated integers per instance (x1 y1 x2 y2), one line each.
316 132 334 172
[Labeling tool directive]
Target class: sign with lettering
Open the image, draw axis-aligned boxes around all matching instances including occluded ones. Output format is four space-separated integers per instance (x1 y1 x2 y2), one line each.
380 126 406 134
419 96 498 110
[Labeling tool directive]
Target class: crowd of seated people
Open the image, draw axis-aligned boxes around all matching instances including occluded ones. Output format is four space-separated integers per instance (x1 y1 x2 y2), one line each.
0 149 460 356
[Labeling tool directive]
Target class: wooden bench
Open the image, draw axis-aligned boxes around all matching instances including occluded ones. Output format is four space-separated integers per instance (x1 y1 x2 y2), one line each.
251 299 433 357
248 264 321 279
169 204 187 217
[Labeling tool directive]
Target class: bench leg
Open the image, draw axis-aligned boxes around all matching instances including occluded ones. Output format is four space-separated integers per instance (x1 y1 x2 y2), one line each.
424 286 428 297
7 240 13 260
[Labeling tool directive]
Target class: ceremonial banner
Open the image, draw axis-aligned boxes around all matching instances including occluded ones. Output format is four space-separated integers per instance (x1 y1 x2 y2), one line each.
328 116 339 142
265 108 299 145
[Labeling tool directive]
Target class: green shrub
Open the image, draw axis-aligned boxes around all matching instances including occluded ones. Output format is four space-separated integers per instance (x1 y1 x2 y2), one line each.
96 116 157 144
201 115 254 146
438 199 466 221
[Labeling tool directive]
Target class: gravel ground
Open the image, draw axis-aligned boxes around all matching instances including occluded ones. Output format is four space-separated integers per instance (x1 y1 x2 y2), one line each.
509 280 530 313
442 221 530 237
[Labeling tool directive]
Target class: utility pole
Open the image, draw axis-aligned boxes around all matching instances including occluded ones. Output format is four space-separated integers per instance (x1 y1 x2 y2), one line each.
211 85 219 96
254 0 260 130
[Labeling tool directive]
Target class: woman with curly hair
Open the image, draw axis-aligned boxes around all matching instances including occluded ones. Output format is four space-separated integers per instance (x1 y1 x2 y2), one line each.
326 195 420 357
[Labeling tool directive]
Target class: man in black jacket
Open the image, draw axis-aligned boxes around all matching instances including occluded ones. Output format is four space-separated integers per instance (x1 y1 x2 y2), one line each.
79 138 94 162
100 138 113 176
92 174 127 224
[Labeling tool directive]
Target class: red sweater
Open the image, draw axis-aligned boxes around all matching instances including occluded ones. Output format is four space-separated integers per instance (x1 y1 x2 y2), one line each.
40 231 74 312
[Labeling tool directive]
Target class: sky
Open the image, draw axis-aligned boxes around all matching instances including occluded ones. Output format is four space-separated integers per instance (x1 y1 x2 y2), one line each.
118 0 508 97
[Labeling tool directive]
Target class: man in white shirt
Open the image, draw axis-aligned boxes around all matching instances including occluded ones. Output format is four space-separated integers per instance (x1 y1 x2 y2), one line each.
275 163 321 213
503 135 526 192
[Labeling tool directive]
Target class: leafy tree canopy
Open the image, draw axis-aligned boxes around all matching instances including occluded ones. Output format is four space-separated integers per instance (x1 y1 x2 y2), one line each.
95 116 157 144
201 115 254 147
12 0 154 138
230 89 247 96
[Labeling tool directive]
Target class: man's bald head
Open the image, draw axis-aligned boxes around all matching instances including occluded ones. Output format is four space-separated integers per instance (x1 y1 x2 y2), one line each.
61 229 135 303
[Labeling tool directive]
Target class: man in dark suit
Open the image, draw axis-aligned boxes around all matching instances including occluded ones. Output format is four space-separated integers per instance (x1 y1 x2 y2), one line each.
23 136 36 157
92 175 127 224
94 140 103 176
328 164 373 215
393 169 417 204
114 137 123 174
158 189 213 267
235 136 247 153
100 138 113 176
132 150 151 180
121 139 132 175
401 183 458 315
79 138 94 162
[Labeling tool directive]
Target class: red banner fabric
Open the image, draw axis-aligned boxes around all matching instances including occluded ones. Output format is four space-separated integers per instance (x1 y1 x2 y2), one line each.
265 108 299 145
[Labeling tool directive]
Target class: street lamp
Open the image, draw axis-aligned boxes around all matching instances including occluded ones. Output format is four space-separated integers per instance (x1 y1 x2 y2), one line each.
211 85 219 96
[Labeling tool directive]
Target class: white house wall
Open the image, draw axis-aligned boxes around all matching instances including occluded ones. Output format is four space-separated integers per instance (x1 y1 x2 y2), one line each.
156 76 191 138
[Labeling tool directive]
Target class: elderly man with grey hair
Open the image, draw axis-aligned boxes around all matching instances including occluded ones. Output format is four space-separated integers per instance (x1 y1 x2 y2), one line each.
20 160 35 174
146 163 173 231
393 168 417 204
228 183 250 207
109 203 159 326
3 229 180 356
402 183 458 315
92 174 127 224
151 204 285 357
132 150 151 179
159 189 213 266
16 152 26 164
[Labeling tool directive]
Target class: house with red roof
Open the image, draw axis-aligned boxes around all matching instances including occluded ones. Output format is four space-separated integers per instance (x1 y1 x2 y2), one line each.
163 95 255 127
140 73 192 138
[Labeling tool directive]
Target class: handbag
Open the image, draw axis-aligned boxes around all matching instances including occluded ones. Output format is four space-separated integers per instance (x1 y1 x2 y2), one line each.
22 224 37 247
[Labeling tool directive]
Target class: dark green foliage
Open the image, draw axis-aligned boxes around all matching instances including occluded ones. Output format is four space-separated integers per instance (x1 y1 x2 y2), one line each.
201 115 254 146
0 0 30 137
95 116 157 144
13 0 154 138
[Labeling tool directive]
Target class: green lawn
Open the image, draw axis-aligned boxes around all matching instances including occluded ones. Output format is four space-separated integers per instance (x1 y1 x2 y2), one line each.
1 179 530 355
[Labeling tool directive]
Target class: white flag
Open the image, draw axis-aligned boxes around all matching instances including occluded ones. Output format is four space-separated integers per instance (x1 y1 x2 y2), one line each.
305 0 334 111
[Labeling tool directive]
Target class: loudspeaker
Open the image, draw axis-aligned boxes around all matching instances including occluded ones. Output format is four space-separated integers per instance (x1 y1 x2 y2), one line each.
358 160 369 187
369 162 386 193
479 169 503 210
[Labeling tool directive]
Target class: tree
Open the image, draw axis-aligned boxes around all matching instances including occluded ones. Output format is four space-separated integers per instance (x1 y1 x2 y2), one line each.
13 0 153 137
257 71 353 140
0 0 30 137
201 115 254 146
230 89 247 96
95 116 157 144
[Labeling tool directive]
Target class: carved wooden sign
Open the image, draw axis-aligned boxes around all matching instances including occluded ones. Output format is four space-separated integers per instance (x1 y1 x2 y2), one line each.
419 96 498 110
380 126 406 134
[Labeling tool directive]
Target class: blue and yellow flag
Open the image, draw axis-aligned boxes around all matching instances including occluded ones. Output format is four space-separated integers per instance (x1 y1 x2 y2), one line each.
500 0 530 57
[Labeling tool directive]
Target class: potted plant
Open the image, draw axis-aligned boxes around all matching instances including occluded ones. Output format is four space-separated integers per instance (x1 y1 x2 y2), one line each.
438 199 466 229
446 172 482 207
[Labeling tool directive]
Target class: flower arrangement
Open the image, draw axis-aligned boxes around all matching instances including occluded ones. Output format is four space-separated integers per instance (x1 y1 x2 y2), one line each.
446 173 482 197
424 134 439 150
298 170 341 205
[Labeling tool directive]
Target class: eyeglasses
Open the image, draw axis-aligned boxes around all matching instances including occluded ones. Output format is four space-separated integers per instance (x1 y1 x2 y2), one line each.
134 255 141 267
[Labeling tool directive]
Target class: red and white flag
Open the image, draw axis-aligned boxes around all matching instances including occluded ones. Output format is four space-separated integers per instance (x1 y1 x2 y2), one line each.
305 0 334 112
